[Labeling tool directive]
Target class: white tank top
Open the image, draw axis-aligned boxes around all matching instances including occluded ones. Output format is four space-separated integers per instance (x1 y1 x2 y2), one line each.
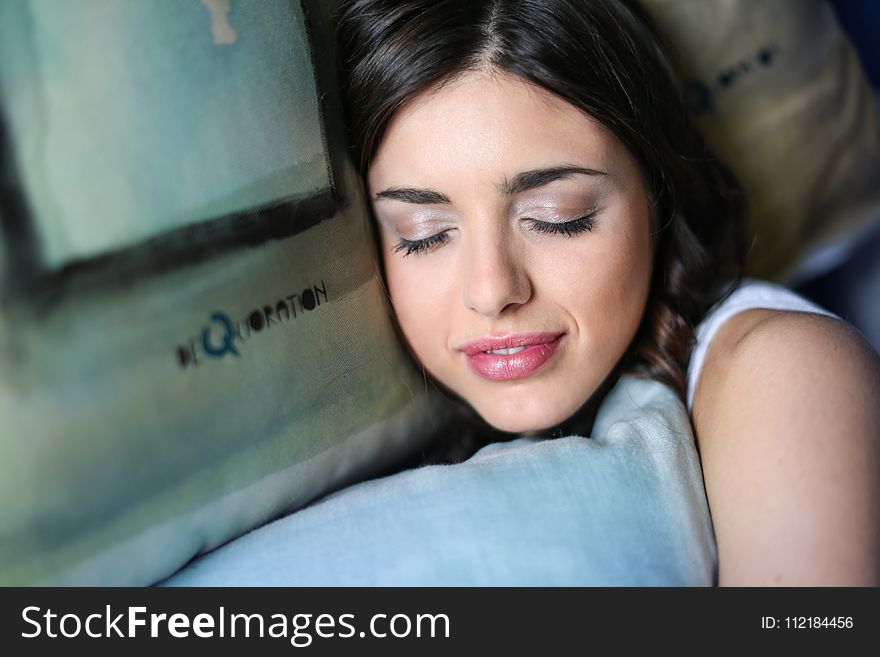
686 279 838 411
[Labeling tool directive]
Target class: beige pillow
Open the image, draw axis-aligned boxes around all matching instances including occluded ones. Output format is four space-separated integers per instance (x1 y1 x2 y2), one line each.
641 0 880 281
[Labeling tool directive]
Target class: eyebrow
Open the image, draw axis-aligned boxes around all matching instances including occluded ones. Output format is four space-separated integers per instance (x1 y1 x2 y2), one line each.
373 165 607 205
499 166 607 195
374 188 452 204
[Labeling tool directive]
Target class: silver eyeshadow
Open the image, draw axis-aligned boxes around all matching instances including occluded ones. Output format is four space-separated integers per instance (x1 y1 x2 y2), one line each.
376 195 605 240
374 208 459 241
371 171 616 242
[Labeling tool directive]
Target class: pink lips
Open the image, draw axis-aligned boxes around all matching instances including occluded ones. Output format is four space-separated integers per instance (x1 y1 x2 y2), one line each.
460 332 564 382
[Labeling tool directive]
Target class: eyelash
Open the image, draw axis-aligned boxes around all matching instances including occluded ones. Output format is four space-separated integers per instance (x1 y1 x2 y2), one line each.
392 211 598 257
393 231 451 257
525 211 598 238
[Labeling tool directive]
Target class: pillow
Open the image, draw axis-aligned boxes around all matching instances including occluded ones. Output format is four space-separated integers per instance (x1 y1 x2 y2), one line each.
0 0 441 585
640 0 880 282
163 376 717 586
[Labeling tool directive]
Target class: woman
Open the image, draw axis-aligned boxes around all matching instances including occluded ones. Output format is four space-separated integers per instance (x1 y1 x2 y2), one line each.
336 0 880 585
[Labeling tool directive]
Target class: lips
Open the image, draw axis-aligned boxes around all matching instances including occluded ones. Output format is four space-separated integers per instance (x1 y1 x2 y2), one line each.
460 332 564 382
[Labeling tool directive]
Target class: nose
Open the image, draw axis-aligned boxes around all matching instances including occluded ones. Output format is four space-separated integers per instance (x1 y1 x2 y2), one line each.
461 232 532 318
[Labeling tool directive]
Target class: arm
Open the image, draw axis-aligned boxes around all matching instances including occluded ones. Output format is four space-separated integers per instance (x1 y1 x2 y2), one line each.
692 309 880 585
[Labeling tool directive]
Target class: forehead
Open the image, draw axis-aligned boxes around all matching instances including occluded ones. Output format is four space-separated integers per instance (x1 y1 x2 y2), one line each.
368 71 624 189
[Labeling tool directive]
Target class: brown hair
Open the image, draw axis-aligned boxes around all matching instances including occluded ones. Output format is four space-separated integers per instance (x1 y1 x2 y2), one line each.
336 0 744 419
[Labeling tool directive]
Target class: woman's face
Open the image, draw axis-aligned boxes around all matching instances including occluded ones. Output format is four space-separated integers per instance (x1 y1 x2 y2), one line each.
368 71 654 433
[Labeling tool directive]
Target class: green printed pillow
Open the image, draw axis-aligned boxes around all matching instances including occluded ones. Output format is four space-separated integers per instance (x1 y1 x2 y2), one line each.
0 0 443 585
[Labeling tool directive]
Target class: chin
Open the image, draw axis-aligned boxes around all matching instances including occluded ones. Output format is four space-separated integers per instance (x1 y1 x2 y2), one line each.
477 403 573 436
467 382 599 435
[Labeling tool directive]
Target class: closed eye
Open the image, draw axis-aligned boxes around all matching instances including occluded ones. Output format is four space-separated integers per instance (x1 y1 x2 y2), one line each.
392 230 451 257
524 210 598 237
391 211 596 256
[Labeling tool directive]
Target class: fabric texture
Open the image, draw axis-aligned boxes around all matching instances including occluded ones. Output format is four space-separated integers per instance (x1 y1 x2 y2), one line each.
797 220 880 353
163 375 716 587
0 0 440 586
640 0 880 282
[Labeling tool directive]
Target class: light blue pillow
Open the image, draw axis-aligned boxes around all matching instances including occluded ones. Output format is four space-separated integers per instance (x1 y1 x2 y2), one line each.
163 376 717 586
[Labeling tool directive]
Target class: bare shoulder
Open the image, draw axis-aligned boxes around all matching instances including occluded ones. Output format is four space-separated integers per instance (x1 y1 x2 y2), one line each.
692 308 880 586
694 307 880 421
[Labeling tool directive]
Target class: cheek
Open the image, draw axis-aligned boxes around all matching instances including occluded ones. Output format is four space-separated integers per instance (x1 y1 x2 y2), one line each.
547 210 652 340
382 245 453 363
603 223 653 331
602 223 652 302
